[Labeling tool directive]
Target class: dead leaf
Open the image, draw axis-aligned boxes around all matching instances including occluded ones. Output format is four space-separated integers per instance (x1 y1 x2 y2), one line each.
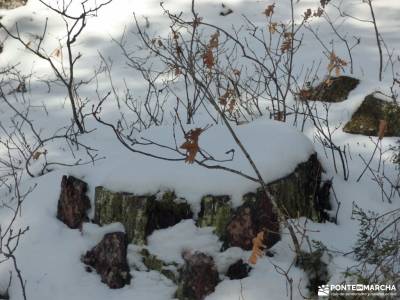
248 231 266 265
209 31 220 49
203 48 214 69
180 128 204 164
264 4 275 17
32 150 47 160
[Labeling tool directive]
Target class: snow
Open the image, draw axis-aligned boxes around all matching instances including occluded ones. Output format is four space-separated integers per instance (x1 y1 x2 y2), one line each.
67 118 314 213
1 0 400 299
147 219 222 265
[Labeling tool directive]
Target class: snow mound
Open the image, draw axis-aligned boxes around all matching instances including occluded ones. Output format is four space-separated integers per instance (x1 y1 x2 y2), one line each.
69 118 315 212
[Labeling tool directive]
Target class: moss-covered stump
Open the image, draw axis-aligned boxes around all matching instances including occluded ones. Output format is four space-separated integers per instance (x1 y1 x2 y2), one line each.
200 154 329 250
94 187 192 245
267 153 328 222
343 93 400 136
197 195 233 238
0 0 27 9
300 76 359 102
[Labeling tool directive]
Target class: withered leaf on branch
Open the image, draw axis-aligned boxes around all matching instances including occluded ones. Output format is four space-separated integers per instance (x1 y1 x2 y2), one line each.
218 88 237 113
51 48 62 58
320 0 331 8
314 7 324 17
203 48 214 69
264 4 275 17
208 31 220 49
33 150 47 160
268 22 278 34
304 8 312 21
180 128 204 164
328 51 347 76
280 38 291 53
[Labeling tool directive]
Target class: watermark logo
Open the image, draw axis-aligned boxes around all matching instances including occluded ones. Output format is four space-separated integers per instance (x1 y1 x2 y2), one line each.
318 285 330 296
317 284 397 297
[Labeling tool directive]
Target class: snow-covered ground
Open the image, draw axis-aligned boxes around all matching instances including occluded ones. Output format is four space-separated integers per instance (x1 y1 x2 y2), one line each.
0 0 399 299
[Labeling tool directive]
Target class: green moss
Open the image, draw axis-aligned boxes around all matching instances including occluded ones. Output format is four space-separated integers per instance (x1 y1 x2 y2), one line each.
343 94 400 136
301 76 360 103
94 187 123 224
122 196 152 245
266 154 322 221
140 249 178 283
94 187 192 245
197 195 233 238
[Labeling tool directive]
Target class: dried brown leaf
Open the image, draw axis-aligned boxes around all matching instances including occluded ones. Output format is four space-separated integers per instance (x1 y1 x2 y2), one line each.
264 4 275 17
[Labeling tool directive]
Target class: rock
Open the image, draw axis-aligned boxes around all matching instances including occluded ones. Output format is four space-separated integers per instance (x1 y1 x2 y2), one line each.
57 175 91 229
299 76 359 102
176 252 219 300
0 0 27 9
225 259 252 280
94 187 192 245
197 195 232 238
140 248 178 283
82 232 132 289
343 93 400 136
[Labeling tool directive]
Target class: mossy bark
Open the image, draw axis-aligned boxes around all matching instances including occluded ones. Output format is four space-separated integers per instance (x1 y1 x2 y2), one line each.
94 187 151 245
267 153 325 222
343 94 400 136
197 195 232 238
94 187 192 245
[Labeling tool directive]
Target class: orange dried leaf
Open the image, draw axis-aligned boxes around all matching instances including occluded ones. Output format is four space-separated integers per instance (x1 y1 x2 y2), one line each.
248 231 266 265
180 128 204 164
